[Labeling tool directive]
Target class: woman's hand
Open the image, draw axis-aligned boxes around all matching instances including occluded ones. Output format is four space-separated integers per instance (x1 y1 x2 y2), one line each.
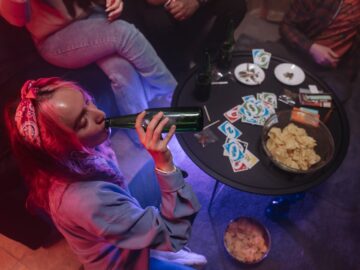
135 111 176 172
106 0 124 21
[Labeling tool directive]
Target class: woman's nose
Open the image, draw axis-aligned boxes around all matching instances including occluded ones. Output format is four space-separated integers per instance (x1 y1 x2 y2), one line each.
90 107 106 124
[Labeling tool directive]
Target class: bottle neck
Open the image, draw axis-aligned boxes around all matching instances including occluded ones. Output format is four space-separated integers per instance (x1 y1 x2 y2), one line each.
105 114 137 129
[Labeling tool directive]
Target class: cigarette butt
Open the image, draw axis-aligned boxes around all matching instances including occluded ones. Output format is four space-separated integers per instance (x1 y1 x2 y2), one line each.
211 81 229 85
203 105 211 122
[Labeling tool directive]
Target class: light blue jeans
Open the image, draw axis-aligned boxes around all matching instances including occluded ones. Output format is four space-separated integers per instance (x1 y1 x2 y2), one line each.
36 10 177 115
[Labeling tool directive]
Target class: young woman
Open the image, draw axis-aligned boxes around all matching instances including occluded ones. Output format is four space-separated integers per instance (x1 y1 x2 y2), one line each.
5 77 205 270
0 0 177 116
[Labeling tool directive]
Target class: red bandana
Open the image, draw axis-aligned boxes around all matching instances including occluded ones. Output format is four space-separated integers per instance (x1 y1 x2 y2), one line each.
15 80 42 147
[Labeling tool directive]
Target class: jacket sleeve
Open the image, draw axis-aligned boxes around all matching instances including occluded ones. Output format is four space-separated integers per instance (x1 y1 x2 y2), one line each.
0 0 30 26
279 0 314 53
57 168 201 251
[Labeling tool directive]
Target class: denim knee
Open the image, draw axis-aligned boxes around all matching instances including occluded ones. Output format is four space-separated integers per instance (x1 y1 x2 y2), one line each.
109 20 144 45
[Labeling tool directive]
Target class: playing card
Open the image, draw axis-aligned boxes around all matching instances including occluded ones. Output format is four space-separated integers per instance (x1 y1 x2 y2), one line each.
218 121 242 139
239 102 256 119
223 139 246 162
254 50 272 69
242 95 256 103
223 137 232 156
223 105 242 123
260 92 277 109
262 100 276 115
252 49 264 61
242 150 259 169
236 139 248 153
230 159 248 172
241 116 258 125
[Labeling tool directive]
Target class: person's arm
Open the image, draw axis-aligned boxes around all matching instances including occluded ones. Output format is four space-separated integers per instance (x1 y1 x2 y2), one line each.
59 174 200 251
0 0 30 27
279 0 314 54
56 111 200 251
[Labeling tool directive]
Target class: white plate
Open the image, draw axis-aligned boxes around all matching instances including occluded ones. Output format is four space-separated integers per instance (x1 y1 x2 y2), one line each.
274 63 305 86
234 63 266 86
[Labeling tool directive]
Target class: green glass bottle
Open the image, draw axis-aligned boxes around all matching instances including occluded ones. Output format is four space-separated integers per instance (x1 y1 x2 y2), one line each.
217 20 235 69
105 107 204 132
194 51 212 102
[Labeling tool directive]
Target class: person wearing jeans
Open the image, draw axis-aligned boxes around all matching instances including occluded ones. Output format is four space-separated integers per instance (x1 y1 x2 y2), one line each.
0 0 177 117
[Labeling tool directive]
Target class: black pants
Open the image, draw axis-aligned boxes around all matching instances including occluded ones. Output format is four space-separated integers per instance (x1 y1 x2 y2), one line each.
122 0 247 76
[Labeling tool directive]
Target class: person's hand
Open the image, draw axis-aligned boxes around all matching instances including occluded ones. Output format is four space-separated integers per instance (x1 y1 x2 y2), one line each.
106 0 124 21
135 111 176 172
309 43 340 68
166 0 200 21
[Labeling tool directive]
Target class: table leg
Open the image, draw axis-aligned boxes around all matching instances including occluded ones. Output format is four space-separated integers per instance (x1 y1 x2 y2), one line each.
208 180 225 213
265 192 306 220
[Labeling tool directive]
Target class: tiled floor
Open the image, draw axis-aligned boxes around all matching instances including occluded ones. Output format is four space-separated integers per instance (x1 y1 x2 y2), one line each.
0 234 81 270
0 12 279 270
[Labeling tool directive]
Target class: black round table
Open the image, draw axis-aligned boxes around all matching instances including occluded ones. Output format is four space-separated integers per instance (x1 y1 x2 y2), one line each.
171 51 349 195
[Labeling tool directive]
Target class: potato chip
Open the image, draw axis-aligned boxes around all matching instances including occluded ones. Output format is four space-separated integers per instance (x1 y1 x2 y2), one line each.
224 218 269 263
266 123 321 170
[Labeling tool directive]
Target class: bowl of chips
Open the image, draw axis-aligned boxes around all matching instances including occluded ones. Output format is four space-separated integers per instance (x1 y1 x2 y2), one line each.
224 217 271 264
262 110 335 173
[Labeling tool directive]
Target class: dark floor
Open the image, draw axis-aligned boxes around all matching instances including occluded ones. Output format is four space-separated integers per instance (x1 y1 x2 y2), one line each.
1 14 359 270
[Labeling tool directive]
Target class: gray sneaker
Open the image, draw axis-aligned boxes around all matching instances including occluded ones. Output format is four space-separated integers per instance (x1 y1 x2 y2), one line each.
150 247 207 266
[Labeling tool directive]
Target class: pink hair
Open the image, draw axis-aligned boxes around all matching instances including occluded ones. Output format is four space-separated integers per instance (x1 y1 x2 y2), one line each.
5 77 118 212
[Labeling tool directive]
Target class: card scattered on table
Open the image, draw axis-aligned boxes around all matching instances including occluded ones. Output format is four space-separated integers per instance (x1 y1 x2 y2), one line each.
238 94 276 126
218 121 242 138
224 105 242 123
223 93 277 126
252 49 272 69
217 120 259 173
221 136 259 172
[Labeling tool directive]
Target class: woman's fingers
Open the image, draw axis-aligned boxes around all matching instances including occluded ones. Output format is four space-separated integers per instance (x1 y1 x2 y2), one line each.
150 117 169 147
144 112 164 147
135 111 147 143
162 125 176 146
136 112 175 150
